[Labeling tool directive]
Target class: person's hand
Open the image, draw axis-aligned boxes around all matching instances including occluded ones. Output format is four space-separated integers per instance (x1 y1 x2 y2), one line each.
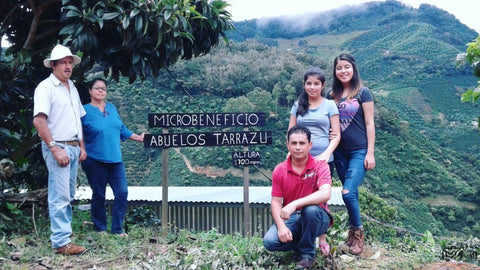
131 132 145 142
277 225 293 243
51 147 70 167
280 203 296 220
364 153 376 170
79 147 87 162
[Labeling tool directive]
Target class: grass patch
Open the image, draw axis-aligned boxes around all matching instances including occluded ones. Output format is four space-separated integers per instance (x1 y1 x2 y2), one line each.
0 208 478 269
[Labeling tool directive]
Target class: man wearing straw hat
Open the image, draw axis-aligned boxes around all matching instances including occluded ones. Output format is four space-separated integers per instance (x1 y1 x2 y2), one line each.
33 44 87 255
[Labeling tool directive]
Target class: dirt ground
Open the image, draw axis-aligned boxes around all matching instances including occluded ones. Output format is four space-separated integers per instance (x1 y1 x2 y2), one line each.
419 262 480 270
330 245 480 270
4 240 480 269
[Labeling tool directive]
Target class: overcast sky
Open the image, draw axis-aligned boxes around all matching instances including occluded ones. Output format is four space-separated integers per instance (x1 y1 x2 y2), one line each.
2 1 477 47
226 0 479 33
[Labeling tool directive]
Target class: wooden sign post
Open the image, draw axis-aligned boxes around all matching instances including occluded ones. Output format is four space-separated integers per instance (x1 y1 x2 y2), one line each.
145 112 271 236
161 128 169 238
242 126 250 236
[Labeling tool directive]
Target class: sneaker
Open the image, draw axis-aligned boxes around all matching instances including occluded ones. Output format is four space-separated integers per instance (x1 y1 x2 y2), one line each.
53 243 86 255
295 256 315 269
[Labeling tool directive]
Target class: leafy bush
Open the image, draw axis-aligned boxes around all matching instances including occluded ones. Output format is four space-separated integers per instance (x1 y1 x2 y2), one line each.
125 205 161 230
0 201 45 238
440 237 480 263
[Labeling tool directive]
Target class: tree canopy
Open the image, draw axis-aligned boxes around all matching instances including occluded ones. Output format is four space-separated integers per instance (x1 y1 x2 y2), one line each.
0 0 233 190
456 36 480 103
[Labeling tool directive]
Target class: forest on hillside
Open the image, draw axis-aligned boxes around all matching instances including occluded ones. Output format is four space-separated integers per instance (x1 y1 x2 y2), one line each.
0 0 478 244
92 1 480 239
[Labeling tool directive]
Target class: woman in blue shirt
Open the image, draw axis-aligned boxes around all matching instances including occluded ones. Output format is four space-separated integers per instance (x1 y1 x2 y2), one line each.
81 78 144 236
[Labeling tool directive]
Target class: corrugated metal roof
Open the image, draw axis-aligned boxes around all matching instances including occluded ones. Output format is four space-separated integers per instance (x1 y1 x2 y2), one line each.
75 186 344 206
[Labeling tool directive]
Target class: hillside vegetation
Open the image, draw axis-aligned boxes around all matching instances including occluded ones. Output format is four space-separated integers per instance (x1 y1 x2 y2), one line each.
1 0 480 268
91 1 480 242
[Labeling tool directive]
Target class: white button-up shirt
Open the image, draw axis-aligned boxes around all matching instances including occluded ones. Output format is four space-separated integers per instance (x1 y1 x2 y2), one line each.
33 73 86 140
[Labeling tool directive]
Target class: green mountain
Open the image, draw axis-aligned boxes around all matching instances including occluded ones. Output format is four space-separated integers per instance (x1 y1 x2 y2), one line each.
101 1 480 238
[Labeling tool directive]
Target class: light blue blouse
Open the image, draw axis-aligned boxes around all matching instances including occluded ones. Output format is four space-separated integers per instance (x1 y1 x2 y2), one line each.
290 99 339 161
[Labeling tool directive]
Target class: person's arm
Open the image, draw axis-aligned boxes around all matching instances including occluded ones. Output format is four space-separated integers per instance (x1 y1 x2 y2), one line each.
280 183 331 220
129 132 145 142
115 103 144 143
271 196 293 243
119 123 144 143
33 113 70 167
316 114 340 162
285 115 297 159
79 139 87 162
362 101 376 170
287 114 297 132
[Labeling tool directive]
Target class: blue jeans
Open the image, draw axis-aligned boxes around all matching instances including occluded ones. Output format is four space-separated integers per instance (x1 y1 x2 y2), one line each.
82 157 128 234
263 205 330 258
333 148 367 229
41 143 80 248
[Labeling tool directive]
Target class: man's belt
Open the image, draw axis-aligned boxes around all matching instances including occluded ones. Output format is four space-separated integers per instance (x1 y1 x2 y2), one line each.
56 140 79 146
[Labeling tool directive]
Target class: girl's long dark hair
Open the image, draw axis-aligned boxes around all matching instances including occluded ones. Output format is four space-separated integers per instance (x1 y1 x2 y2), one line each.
331 53 363 102
296 67 325 117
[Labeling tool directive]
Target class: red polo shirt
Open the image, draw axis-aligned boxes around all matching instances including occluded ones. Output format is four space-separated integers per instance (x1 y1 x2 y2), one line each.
271 153 332 218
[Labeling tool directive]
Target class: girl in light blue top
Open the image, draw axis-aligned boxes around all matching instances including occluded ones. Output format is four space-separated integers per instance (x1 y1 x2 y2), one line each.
289 67 340 165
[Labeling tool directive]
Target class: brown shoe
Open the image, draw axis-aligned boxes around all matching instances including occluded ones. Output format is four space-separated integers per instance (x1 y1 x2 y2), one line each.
295 256 315 269
349 228 365 255
53 243 86 255
338 228 355 253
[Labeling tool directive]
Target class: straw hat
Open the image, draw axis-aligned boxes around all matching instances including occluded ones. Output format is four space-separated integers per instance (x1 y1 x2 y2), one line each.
43 44 81 68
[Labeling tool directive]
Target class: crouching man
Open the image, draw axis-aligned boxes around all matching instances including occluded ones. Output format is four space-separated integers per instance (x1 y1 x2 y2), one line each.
263 125 333 269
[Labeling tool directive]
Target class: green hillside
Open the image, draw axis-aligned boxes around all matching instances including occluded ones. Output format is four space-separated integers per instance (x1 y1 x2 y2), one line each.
96 1 480 238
